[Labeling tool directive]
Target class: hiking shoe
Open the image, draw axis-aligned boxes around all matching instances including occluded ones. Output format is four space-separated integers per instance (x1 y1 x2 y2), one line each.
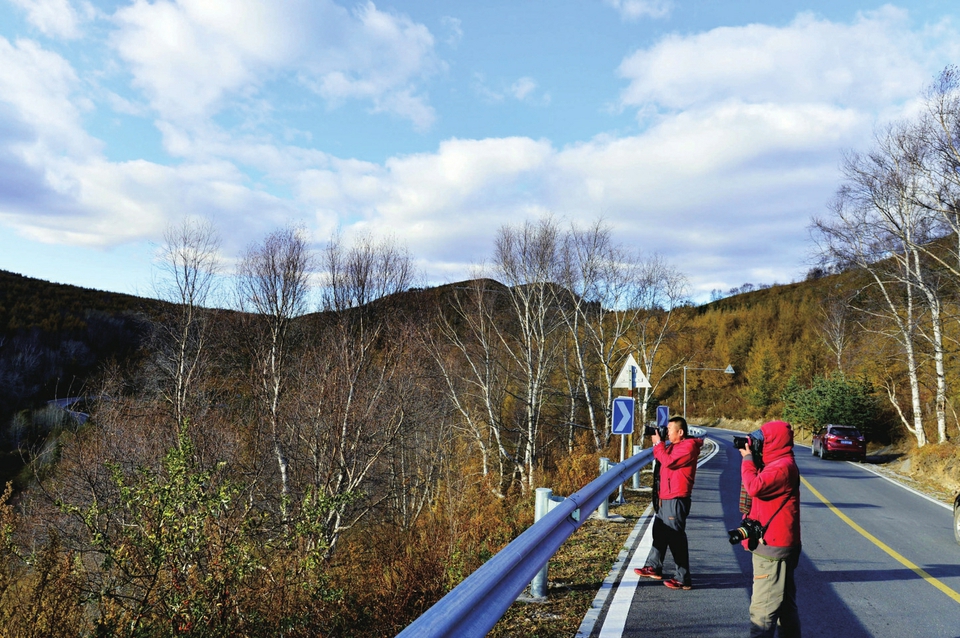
663 578 692 590
634 566 662 580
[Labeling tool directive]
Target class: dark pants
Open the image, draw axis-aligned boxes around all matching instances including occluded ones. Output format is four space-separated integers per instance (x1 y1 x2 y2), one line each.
645 496 692 585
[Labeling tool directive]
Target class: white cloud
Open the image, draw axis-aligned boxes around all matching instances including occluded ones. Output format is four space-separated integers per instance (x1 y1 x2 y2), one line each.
440 16 463 47
284 100 852 289
473 75 550 106
0 136 298 249
603 0 672 21
511 78 537 101
0 37 98 157
297 136 552 227
301 1 439 129
0 35 297 250
9 0 84 39
548 103 859 248
3 3 960 301
471 73 504 103
110 0 440 129
618 7 933 113
110 0 300 124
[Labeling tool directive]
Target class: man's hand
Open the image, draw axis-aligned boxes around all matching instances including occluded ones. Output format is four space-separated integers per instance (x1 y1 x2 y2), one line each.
651 431 661 445
739 447 751 458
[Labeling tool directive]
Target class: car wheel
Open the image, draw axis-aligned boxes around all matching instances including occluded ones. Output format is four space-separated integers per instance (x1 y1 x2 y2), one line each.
954 506 960 545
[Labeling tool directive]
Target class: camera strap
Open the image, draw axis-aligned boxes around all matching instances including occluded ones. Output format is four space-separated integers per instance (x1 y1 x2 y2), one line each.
759 482 799 535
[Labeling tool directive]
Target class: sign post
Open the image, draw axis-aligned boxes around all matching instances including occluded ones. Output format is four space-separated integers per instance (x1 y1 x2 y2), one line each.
612 355 651 504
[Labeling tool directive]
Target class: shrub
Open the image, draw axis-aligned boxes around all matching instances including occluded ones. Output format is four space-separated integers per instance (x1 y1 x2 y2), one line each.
781 372 887 440
550 434 601 496
0 484 86 638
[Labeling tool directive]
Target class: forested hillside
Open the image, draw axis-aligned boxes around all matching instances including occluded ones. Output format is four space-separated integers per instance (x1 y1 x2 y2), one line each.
0 269 156 405
0 270 163 487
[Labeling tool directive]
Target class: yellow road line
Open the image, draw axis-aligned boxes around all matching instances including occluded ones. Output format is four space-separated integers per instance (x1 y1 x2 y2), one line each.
800 475 960 605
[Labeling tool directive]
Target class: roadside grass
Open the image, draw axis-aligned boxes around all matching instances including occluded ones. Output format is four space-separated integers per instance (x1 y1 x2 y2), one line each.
488 489 651 638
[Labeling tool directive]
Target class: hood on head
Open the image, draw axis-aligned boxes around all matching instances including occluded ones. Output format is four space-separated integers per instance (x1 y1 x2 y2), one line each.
760 420 794 462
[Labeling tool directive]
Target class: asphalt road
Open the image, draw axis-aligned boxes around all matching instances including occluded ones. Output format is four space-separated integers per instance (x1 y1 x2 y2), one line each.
581 427 960 638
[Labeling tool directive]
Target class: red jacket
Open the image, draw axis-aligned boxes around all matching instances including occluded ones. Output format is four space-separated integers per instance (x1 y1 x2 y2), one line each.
741 420 801 551
654 436 703 499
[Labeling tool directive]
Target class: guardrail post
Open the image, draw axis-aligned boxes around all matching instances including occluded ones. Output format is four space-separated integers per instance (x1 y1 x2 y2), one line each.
632 445 643 489
528 488 553 599
598 457 610 519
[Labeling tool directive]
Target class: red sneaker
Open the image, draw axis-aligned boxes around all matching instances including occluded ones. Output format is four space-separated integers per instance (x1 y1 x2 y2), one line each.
634 566 662 580
663 578 692 590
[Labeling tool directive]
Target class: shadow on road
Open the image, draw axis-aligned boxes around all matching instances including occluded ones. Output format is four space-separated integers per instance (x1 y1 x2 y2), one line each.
800 501 880 509
709 431 877 638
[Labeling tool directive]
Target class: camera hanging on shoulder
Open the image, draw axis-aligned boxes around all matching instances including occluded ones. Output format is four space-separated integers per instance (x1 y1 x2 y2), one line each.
727 517 765 550
727 480 795 551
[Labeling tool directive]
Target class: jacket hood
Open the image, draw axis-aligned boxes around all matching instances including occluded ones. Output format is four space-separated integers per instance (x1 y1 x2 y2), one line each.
760 420 794 464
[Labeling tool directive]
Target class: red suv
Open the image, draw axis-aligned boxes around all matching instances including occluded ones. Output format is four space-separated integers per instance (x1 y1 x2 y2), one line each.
811 424 866 462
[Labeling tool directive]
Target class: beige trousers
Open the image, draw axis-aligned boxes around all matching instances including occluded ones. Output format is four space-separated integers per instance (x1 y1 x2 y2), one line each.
749 550 800 637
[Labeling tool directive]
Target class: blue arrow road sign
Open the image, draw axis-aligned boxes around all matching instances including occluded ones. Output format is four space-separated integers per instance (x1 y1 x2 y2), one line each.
612 397 635 435
656 405 670 427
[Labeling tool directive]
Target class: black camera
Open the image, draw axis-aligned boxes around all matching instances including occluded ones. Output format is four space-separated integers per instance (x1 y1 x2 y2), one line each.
644 425 667 439
734 431 765 468
728 517 764 550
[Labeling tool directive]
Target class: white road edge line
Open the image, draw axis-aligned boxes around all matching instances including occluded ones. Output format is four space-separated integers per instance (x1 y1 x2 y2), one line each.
842 454 952 511
574 503 652 638
578 438 720 638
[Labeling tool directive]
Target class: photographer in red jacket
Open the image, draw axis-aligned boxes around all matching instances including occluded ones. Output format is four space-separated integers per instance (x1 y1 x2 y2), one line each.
634 416 703 590
739 420 801 637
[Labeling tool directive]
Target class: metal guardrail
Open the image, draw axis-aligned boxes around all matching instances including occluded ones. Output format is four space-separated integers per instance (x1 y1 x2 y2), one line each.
395 447 655 638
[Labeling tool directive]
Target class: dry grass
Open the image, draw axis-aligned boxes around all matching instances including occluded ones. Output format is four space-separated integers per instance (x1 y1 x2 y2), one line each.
869 439 960 502
911 440 960 494
488 488 652 638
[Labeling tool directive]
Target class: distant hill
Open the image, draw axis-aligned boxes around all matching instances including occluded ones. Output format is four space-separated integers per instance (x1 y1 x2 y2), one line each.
0 264 884 485
0 266 863 422
0 269 163 421
0 270 156 332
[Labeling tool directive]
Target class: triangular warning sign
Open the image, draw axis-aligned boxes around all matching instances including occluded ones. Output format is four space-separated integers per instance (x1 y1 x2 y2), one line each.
613 354 651 388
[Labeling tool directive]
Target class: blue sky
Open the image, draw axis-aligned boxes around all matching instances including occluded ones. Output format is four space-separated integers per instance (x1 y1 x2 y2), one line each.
1 0 959 302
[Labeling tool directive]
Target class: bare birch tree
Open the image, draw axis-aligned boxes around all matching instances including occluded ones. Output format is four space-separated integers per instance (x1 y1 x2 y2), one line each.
151 219 222 432
814 68 960 445
493 217 565 493
911 66 960 281
556 220 688 449
430 276 516 495
817 290 856 373
288 233 426 555
879 124 950 444
628 254 690 431
813 134 934 447
236 226 313 517
557 219 632 451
